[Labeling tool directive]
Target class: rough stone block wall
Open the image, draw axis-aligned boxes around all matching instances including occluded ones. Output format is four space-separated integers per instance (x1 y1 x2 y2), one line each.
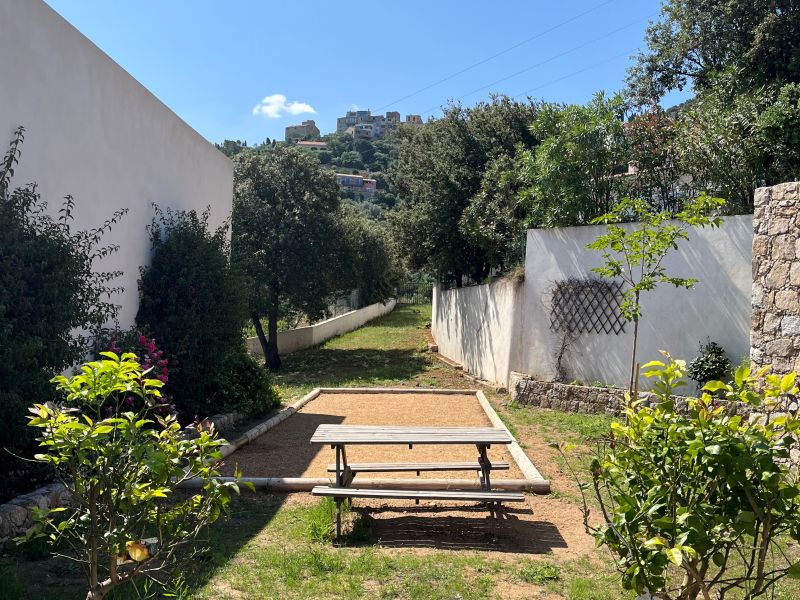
751 182 800 374
0 483 69 546
508 373 759 418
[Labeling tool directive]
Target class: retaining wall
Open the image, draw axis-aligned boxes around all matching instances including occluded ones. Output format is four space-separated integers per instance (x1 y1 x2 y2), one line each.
508 373 770 419
247 300 396 356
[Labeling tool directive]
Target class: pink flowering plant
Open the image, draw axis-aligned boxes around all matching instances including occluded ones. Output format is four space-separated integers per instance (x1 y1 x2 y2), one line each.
107 333 175 417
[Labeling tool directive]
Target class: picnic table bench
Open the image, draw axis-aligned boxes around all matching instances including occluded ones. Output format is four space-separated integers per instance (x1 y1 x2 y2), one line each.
310 424 525 537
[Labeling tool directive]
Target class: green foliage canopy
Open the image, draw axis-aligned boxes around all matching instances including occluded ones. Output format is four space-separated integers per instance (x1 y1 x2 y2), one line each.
136 207 275 420
0 127 126 501
562 356 800 600
516 92 629 228
627 0 800 102
232 145 343 369
389 95 539 283
22 353 242 600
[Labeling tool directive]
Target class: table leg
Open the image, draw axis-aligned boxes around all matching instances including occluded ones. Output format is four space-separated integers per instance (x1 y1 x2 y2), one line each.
334 445 342 537
477 444 492 491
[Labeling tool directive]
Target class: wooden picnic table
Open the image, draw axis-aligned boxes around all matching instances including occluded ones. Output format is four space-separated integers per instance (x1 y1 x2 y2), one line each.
310 424 522 536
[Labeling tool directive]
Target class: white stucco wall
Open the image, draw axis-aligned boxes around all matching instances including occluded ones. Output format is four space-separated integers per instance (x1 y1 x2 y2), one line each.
520 215 753 386
0 0 232 328
432 215 753 388
247 300 397 356
432 279 522 385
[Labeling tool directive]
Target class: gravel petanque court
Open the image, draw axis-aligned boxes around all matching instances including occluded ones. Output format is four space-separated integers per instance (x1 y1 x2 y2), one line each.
222 391 524 480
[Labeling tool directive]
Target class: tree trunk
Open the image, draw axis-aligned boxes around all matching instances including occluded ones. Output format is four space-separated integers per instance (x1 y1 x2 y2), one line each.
86 580 114 600
265 296 281 371
629 296 640 394
251 313 270 368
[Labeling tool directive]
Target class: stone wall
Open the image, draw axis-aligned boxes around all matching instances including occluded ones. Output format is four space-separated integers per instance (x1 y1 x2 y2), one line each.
508 373 765 419
751 182 800 374
0 483 69 547
510 372 627 415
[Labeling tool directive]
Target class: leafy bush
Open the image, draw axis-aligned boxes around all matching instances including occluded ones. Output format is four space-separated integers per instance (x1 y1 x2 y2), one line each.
22 353 242 599
137 206 272 421
561 354 800 600
206 349 279 417
0 127 125 502
335 204 400 305
687 340 731 388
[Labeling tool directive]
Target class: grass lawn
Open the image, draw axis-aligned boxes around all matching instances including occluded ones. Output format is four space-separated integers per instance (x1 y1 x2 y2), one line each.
4 304 800 599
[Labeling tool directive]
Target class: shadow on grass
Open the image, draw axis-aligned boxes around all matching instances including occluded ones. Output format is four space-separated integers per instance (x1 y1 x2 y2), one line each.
277 348 429 389
361 306 428 328
352 505 568 554
167 493 286 597
0 494 288 600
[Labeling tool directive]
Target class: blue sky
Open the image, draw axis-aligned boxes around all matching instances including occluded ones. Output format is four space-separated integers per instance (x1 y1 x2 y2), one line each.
45 0 685 145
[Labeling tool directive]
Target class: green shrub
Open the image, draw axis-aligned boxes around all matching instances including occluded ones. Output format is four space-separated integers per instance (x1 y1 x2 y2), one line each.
207 349 280 417
0 127 125 502
560 354 800 599
22 352 242 599
687 340 731 388
137 206 266 421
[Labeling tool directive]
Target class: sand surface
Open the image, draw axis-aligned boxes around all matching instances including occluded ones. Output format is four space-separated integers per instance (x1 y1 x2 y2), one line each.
223 392 523 480
222 392 596 560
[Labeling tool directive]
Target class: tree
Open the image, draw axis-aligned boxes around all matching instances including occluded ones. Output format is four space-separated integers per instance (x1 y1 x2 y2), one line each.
22 353 241 600
625 104 689 213
216 139 249 158
232 145 342 370
459 154 528 271
0 127 125 502
335 204 400 305
338 150 364 169
515 92 629 228
136 207 276 420
389 95 539 284
322 132 354 160
757 82 800 183
627 0 800 102
678 87 773 213
559 356 800 600
587 195 723 392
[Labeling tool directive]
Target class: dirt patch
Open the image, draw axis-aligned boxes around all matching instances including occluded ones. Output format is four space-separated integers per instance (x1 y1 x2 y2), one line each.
223 392 523 480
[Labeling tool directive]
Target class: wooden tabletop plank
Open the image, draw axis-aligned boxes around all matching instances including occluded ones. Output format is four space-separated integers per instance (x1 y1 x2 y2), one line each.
310 424 513 445
325 461 511 472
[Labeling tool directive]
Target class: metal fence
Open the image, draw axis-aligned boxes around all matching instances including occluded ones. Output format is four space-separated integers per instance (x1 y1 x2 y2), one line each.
395 282 433 305
327 288 361 318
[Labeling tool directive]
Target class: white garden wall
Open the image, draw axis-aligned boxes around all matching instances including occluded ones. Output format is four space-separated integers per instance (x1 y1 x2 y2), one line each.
247 300 397 356
432 215 753 389
432 278 523 385
0 0 232 328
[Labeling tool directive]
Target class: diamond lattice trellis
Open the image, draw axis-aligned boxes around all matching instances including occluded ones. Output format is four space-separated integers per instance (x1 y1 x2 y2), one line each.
549 278 626 335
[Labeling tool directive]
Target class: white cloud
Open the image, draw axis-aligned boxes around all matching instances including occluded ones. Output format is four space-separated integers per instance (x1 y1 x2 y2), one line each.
252 94 316 119
349 103 361 111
